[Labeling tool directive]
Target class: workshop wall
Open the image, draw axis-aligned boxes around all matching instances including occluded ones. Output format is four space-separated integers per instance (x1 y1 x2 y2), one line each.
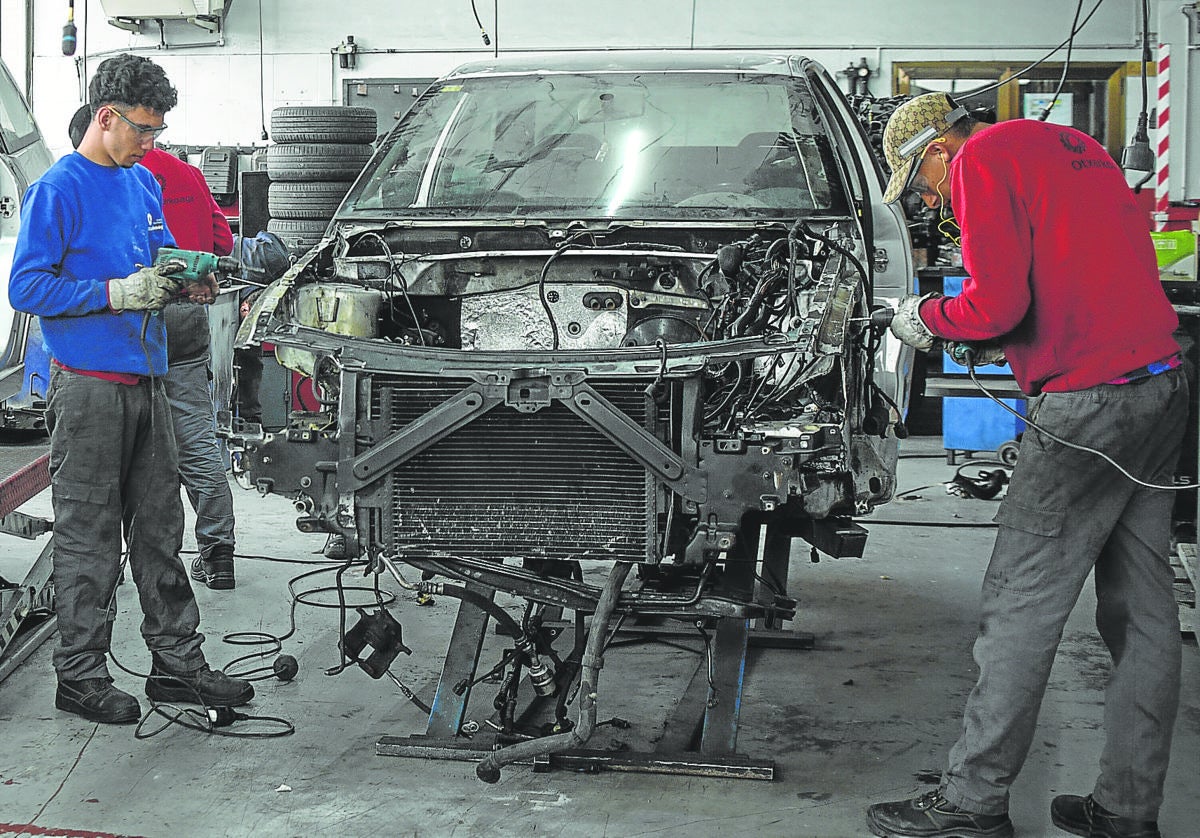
0 1 1191 198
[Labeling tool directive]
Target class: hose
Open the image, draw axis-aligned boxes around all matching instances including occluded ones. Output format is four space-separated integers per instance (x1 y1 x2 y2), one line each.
475 561 633 783
418 581 524 640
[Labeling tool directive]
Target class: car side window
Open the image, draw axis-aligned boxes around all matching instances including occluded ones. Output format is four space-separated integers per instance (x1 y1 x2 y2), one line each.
0 63 40 153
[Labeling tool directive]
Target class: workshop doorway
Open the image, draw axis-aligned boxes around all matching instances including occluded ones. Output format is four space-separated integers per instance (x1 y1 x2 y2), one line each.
892 60 1152 162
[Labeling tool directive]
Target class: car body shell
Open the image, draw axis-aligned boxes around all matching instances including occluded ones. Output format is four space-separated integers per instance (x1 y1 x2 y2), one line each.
229 50 916 617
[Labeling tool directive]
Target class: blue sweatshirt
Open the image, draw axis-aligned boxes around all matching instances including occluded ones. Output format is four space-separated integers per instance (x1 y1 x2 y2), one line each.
8 152 176 376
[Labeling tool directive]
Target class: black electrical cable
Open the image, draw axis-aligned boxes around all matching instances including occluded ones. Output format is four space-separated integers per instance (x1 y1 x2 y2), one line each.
894 483 939 496
257 0 267 140
703 360 744 421
177 546 347 565
537 230 596 349
106 616 297 739
1130 0 1154 191
1039 0 1085 122
798 221 870 302
754 569 784 597
969 0 1104 98
469 0 492 46
538 249 566 349
963 358 1199 490
135 703 294 739
695 622 716 695
457 647 521 696
326 560 369 677
355 231 424 345
220 562 393 682
419 581 523 638
1139 0 1151 114
177 545 348 564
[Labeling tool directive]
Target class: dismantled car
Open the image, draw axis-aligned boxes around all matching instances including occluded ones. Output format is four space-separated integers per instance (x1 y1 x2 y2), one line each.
227 51 915 779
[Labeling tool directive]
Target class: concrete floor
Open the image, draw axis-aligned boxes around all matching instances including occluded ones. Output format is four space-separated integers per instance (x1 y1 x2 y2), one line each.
0 435 1197 838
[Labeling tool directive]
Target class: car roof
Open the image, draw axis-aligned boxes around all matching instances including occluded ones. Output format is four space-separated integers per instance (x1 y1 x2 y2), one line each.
444 50 808 80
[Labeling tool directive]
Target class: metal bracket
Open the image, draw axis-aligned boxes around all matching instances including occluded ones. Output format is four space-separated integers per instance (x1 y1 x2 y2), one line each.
1185 4 1200 46
567 383 706 503
345 384 502 490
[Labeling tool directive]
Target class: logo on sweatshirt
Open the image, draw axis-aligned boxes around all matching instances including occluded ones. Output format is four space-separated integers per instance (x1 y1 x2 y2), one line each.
1058 132 1086 155
146 212 164 233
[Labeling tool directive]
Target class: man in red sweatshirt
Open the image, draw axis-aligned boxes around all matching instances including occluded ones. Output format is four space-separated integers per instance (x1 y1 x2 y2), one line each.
145 146 240 590
866 94 1186 838
70 106 239 590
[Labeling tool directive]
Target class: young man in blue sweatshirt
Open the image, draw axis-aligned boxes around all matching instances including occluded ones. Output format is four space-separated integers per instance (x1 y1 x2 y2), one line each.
8 54 253 724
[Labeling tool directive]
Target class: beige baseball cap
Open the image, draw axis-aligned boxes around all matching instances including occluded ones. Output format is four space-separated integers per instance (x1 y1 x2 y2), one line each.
881 92 969 204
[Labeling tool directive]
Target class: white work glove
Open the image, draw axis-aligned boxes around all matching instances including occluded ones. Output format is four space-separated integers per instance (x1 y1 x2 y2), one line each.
889 292 939 352
947 341 1007 368
107 262 186 312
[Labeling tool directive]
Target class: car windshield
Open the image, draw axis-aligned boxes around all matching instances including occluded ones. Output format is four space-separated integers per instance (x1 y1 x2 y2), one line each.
343 71 848 221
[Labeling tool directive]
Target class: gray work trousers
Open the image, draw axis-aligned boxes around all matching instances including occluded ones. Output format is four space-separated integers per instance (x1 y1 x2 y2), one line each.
46 366 206 682
941 367 1187 822
163 357 235 560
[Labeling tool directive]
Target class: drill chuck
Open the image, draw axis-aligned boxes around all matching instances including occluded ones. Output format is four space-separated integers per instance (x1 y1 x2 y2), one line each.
869 307 895 329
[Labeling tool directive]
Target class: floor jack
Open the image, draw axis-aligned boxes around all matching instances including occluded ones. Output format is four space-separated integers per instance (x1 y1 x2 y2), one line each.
0 453 55 685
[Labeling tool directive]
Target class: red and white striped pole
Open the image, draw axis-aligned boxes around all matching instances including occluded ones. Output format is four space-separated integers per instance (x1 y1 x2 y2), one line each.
1155 42 1170 230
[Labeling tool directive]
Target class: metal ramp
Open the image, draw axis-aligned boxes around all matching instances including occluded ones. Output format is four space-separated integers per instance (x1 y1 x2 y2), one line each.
0 446 55 684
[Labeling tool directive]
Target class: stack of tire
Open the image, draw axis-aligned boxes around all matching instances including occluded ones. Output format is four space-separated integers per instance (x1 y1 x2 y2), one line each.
265 106 377 257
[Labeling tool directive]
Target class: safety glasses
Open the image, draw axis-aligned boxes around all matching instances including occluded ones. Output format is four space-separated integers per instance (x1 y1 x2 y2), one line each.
106 105 168 139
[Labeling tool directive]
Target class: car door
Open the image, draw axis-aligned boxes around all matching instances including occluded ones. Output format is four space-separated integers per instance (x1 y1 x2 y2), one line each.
801 59 916 420
0 58 53 428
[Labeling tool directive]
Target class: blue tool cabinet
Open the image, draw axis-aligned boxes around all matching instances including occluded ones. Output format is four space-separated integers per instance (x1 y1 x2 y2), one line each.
940 276 1025 463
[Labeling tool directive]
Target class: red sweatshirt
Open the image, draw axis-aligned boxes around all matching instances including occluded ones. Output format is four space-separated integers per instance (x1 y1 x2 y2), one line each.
140 147 233 256
140 147 235 364
918 120 1178 395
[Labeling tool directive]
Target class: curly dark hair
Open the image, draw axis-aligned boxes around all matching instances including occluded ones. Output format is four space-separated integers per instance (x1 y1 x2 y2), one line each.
88 54 177 114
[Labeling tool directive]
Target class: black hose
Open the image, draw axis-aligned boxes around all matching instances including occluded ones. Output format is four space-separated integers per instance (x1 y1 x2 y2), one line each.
420 582 524 640
475 561 633 783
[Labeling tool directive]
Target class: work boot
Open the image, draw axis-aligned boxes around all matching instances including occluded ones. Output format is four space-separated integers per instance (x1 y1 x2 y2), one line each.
191 545 235 590
145 659 254 706
323 533 347 559
56 677 141 724
1050 794 1161 838
867 789 1014 838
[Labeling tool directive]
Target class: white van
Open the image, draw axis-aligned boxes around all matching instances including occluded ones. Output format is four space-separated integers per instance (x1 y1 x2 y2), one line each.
0 58 53 431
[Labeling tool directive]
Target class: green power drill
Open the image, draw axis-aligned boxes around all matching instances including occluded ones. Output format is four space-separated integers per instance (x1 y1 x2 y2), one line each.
154 247 266 283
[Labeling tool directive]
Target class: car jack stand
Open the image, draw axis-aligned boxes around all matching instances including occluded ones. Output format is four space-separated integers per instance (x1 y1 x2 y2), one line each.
377 542 810 780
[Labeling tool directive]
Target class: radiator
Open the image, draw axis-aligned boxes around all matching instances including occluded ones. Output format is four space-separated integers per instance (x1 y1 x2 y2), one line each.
369 377 658 563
